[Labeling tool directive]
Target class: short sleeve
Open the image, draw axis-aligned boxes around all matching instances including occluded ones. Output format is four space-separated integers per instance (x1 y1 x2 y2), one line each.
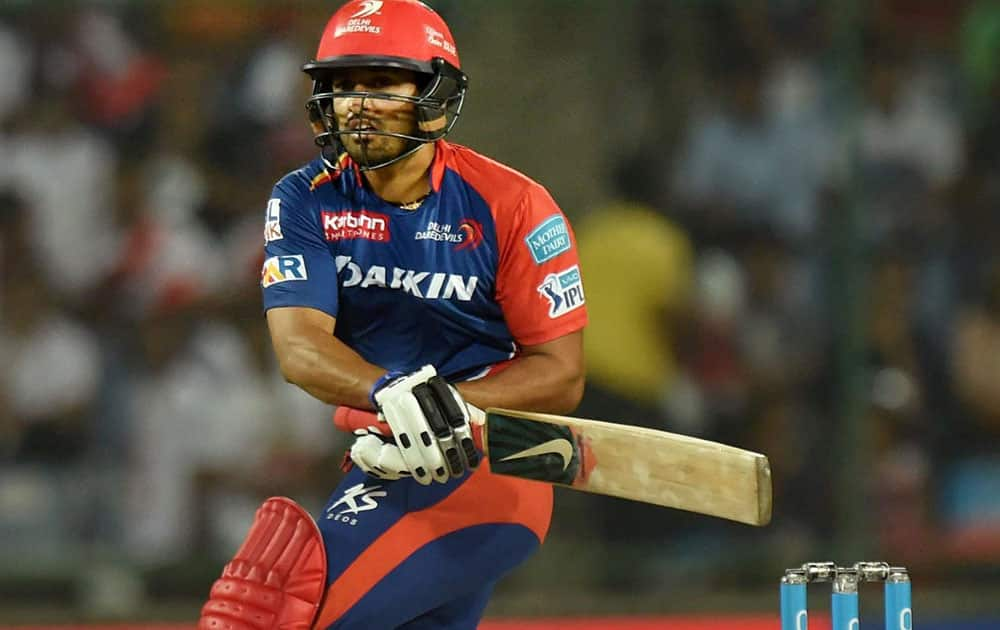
261 176 340 316
494 184 588 346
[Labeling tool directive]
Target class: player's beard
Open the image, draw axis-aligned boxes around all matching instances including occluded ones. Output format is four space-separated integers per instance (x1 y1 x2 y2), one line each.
339 111 420 168
341 131 411 167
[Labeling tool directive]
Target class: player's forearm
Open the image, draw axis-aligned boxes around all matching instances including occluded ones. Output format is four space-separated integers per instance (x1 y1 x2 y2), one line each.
455 352 584 414
275 328 384 409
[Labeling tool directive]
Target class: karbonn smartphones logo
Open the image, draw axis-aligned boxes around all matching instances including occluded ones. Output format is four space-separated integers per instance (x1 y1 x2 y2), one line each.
350 1 383 19
322 210 390 242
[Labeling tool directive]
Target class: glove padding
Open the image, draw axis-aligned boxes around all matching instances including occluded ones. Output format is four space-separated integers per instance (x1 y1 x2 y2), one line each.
370 365 480 485
350 426 411 480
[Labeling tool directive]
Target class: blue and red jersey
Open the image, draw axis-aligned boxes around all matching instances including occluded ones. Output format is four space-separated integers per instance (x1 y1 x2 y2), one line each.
261 140 587 381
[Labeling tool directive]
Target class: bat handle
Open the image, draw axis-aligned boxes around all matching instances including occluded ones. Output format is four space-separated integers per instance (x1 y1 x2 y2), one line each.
467 404 487 426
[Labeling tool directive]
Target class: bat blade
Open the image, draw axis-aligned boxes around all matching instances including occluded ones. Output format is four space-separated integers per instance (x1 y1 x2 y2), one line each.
483 408 772 526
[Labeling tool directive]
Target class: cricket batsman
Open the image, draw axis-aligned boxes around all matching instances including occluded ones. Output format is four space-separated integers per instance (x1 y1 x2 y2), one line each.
199 1 588 628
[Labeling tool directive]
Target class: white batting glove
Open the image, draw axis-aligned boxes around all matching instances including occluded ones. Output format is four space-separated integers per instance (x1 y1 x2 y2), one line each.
349 426 411 481
369 365 480 485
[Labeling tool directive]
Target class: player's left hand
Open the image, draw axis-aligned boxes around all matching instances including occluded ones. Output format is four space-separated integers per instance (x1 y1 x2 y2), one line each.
350 426 411 480
370 365 480 485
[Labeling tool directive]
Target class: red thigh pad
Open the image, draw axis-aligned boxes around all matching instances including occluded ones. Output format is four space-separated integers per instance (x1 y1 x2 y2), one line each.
199 497 327 630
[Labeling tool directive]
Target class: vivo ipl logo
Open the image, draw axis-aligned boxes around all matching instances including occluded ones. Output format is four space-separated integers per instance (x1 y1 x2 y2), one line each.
537 265 585 318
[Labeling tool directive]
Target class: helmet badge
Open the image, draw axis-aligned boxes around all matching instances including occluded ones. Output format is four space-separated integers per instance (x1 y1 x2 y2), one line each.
350 1 384 19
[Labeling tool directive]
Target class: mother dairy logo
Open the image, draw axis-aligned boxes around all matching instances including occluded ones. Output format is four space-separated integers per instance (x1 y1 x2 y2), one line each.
525 214 571 264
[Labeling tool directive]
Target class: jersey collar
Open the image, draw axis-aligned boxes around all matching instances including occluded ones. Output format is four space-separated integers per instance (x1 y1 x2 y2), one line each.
429 140 448 192
331 141 450 195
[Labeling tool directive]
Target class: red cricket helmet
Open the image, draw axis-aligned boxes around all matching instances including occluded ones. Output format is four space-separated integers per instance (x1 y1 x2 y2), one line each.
302 0 468 170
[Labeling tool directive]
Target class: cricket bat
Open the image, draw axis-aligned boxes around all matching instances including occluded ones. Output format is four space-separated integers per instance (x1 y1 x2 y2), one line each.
481 407 772 527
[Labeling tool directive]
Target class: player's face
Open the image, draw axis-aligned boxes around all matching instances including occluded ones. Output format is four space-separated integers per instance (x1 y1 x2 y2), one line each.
331 67 422 164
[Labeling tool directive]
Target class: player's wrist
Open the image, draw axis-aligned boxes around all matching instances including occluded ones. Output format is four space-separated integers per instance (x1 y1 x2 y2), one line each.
368 370 406 409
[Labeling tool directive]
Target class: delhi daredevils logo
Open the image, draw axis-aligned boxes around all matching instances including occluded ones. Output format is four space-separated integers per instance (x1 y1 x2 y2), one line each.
455 219 483 251
350 1 383 19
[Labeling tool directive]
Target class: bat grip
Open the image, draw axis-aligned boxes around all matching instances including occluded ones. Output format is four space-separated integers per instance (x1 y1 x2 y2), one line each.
332 406 486 450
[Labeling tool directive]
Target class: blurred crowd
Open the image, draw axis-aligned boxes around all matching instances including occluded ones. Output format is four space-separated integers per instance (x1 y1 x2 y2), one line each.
574 0 1000 587
1 0 999 612
0 4 341 577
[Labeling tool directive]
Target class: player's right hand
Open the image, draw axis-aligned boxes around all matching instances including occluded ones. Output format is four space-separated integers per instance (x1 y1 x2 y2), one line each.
369 365 480 485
